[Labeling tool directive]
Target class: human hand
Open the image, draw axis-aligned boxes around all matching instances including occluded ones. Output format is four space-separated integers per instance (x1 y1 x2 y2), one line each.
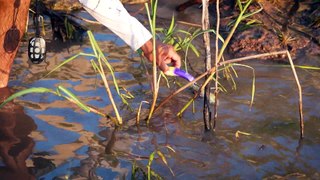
140 39 181 74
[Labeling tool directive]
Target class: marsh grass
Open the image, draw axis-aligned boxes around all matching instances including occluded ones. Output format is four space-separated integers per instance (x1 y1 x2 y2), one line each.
167 0 259 118
154 0 306 138
0 2 315 179
130 145 175 180
0 0 311 141
147 148 175 180
0 86 116 122
45 30 129 124
131 161 162 180
156 15 202 69
0 30 135 125
145 0 159 123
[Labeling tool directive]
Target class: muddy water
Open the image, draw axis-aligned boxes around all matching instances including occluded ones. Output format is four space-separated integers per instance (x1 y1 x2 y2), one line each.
1 2 320 179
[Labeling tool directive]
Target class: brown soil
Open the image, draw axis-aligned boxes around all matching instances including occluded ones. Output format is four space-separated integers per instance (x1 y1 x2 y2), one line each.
42 0 147 11
228 0 320 61
43 0 82 11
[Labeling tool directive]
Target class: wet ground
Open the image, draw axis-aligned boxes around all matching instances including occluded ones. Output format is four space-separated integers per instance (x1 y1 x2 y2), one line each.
1 0 320 179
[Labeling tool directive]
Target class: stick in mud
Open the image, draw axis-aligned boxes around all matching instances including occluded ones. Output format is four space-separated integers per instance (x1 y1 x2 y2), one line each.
202 0 213 130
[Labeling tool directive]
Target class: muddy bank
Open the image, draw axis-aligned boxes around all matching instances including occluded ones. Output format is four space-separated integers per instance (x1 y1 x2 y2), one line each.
39 0 320 63
228 0 320 62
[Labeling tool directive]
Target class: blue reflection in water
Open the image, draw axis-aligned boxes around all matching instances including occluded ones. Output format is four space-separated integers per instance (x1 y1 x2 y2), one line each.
94 33 126 47
39 159 81 179
26 109 80 151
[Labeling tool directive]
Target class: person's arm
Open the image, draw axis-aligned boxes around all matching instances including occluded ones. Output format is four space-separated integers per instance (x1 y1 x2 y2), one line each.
79 0 181 73
79 0 151 51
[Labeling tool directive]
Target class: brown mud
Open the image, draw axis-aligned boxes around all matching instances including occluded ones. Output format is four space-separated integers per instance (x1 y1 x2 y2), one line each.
228 0 320 61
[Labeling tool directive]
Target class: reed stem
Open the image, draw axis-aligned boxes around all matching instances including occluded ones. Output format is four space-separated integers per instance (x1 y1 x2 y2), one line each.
202 0 212 130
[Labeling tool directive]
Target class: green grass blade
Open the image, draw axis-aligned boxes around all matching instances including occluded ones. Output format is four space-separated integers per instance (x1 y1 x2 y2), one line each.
237 0 243 11
183 29 225 71
263 64 320 70
57 86 91 112
292 65 320 70
88 32 129 107
168 14 175 35
241 2 263 20
177 98 195 117
147 151 156 180
176 29 192 35
189 43 200 57
157 150 174 176
233 63 256 109
100 56 120 92
0 87 55 108
45 52 95 78
160 71 170 88
87 30 98 57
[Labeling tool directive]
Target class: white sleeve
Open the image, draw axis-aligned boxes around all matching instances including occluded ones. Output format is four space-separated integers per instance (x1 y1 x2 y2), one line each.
79 0 152 51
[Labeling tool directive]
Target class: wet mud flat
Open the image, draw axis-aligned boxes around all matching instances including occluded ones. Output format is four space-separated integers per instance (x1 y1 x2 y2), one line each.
227 0 320 62
0 0 320 179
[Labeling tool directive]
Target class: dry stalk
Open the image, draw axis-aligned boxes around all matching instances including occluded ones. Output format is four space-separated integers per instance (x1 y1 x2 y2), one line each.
202 0 212 130
136 101 149 125
176 20 202 28
213 0 220 128
155 51 301 114
98 58 123 124
156 51 287 111
154 70 210 112
145 1 160 122
286 50 304 138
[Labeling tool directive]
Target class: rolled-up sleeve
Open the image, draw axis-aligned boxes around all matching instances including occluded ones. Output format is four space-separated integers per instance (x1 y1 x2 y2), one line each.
79 0 152 51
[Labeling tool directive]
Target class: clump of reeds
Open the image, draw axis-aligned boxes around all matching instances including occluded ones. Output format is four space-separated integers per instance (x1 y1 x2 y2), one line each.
153 0 305 138
0 0 307 138
0 30 135 125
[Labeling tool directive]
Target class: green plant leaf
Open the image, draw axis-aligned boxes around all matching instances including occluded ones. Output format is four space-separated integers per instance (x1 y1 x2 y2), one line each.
189 43 200 57
0 87 55 108
57 86 91 112
167 14 175 35
87 30 98 57
232 63 255 109
45 52 95 78
147 151 156 180
157 150 174 176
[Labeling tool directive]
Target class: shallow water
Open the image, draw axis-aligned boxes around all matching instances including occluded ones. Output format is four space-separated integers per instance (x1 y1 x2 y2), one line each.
1 2 320 179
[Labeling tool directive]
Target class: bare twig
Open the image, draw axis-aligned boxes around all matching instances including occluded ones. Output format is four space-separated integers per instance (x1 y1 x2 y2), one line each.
202 0 212 130
286 50 304 138
97 57 123 124
213 0 220 128
218 51 288 66
136 101 149 125
154 70 210 111
155 51 287 111
176 20 202 28
145 1 160 122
